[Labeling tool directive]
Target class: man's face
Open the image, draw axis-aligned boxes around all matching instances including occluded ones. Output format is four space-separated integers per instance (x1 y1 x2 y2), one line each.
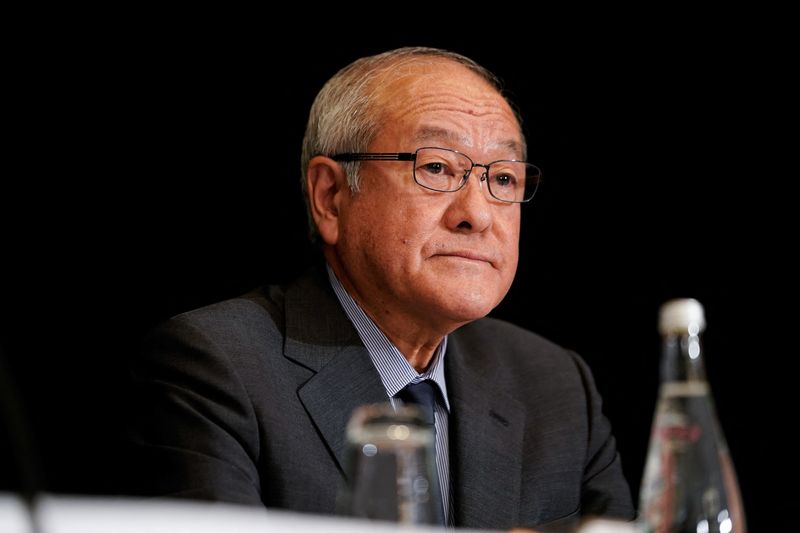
332 61 523 334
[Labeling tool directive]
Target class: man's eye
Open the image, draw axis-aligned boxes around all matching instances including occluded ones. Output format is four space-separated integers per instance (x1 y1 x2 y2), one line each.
494 174 517 187
422 162 444 174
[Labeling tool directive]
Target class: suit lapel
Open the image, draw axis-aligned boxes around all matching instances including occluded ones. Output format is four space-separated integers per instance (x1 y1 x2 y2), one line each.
447 332 526 528
296 345 388 475
278 266 527 525
282 266 388 475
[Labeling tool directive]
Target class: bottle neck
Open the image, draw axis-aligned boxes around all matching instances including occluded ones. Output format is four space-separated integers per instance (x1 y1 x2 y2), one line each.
661 331 708 383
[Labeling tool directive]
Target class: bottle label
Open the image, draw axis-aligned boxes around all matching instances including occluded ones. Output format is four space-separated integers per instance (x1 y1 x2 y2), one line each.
658 422 701 443
651 411 702 448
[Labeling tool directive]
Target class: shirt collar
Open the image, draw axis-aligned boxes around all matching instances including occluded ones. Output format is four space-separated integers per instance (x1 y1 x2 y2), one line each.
326 264 450 412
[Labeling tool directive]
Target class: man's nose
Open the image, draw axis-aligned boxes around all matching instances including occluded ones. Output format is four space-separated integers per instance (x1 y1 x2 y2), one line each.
444 166 493 233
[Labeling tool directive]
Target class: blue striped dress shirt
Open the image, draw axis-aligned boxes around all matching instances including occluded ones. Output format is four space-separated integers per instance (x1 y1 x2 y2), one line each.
327 265 453 526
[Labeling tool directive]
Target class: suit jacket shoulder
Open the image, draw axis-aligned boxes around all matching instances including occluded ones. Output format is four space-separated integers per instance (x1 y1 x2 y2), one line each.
129 266 385 511
446 316 634 528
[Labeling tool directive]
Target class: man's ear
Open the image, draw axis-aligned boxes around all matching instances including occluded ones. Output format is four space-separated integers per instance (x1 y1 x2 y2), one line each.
306 156 347 245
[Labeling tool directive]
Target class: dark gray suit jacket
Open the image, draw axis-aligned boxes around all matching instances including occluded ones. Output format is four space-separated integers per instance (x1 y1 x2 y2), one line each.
129 266 633 530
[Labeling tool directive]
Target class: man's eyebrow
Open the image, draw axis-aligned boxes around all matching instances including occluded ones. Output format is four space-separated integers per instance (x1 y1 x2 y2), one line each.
413 127 468 146
412 126 523 158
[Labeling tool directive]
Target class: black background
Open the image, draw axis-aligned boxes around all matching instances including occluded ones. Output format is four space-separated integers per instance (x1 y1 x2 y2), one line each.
1 18 794 530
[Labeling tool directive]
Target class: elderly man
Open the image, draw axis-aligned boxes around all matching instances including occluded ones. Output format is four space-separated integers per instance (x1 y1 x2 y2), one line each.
129 47 634 530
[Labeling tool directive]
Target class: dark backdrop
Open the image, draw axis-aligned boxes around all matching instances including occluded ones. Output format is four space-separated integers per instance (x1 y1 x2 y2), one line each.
1 21 793 530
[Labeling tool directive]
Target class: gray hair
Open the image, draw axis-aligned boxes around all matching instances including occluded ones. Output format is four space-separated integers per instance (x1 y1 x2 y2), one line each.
300 46 523 240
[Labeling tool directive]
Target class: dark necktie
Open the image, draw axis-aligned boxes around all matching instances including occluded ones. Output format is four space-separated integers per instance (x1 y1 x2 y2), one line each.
397 380 446 526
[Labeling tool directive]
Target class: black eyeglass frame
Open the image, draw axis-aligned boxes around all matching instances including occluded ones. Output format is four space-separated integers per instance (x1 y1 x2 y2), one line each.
330 146 540 204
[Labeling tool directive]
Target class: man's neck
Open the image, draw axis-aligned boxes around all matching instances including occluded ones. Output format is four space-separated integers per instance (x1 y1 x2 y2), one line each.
325 257 453 372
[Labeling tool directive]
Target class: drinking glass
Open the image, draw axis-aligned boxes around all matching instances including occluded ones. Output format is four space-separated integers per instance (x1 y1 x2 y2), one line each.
339 402 438 524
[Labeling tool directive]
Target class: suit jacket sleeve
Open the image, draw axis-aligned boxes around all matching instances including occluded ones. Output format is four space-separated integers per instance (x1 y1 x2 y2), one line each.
127 314 263 505
569 351 634 519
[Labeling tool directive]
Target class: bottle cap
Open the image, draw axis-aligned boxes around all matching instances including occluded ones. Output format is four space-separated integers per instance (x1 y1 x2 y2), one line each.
658 298 706 335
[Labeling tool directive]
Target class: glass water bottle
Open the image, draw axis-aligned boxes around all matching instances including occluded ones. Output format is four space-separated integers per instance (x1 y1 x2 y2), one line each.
638 298 745 532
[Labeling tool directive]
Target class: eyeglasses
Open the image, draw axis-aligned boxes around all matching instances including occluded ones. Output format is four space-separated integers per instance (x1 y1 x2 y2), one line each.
331 146 541 203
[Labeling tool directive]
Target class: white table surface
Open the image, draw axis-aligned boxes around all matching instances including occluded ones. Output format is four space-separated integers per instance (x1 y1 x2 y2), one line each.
1 493 635 533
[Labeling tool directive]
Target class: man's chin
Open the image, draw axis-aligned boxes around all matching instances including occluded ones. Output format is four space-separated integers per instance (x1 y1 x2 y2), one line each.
437 300 498 330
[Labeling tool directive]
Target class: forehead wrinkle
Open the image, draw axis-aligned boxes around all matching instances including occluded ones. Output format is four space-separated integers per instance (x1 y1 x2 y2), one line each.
400 93 521 140
408 91 511 117
411 103 512 119
412 126 522 156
